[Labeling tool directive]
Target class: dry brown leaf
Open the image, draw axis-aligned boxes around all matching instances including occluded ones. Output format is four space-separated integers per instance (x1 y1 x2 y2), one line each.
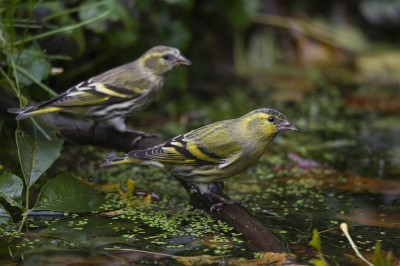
344 250 398 266
174 255 224 266
95 182 120 191
276 154 400 195
345 94 400 113
239 252 300 266
337 172 400 195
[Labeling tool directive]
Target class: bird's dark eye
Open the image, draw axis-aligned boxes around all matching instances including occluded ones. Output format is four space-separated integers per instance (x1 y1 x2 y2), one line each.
162 54 170 60
268 117 275 122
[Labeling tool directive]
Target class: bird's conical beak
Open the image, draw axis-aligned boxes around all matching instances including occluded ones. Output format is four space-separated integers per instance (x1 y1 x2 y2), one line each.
277 121 297 131
175 55 191 66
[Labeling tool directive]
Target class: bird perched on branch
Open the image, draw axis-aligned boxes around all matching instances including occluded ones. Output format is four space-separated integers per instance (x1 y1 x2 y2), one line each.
8 46 191 133
100 108 296 204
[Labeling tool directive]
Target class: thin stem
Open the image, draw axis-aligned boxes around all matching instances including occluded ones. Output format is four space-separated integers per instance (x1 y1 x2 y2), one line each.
17 0 36 61
340 223 372 266
9 55 21 98
14 64 57 96
41 0 115 21
30 118 51 140
18 189 29 233
0 23 42 29
0 66 19 98
253 14 342 49
11 9 112 47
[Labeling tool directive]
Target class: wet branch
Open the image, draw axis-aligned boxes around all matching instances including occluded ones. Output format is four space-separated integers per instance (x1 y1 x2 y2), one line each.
1 92 284 252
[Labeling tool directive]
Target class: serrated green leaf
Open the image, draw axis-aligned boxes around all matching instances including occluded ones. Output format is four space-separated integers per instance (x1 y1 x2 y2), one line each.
33 173 105 212
11 49 52 86
0 204 13 224
309 228 321 252
16 118 64 188
0 172 24 210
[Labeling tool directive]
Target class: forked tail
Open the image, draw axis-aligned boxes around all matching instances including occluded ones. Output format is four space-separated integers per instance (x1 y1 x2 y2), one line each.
100 155 130 167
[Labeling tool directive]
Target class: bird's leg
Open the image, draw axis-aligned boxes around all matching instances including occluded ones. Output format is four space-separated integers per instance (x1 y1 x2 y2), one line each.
209 192 241 213
88 121 99 135
124 129 158 138
216 181 224 190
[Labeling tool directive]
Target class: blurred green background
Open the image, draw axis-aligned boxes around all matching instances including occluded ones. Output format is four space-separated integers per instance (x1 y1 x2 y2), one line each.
2 0 400 178
1 1 400 265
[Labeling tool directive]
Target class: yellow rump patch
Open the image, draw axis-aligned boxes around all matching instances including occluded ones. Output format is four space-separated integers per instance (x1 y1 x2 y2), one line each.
28 107 63 116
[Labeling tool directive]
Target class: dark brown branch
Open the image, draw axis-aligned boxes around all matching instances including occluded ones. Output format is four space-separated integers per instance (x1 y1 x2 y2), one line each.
0 91 163 153
177 180 285 252
50 115 163 153
1 91 285 252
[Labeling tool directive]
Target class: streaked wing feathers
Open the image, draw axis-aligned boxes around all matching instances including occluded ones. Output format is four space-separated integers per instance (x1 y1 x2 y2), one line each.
127 121 242 166
49 81 142 107
127 135 208 165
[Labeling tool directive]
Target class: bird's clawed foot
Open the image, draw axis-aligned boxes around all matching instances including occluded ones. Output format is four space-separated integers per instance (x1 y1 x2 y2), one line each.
125 129 158 138
124 129 158 146
209 192 241 213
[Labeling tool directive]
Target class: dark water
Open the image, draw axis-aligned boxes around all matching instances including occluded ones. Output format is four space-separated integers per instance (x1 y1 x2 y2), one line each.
1 85 400 265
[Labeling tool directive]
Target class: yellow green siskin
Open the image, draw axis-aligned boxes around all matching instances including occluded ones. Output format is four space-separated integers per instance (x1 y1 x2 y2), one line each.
100 108 296 199
8 46 191 131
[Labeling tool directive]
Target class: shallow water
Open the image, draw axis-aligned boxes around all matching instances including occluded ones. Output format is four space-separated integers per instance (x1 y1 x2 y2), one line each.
1 84 400 266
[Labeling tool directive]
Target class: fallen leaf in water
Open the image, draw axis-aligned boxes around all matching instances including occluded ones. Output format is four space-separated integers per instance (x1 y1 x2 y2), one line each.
277 154 400 195
119 179 136 198
21 253 119 266
337 172 400 195
335 208 400 228
344 250 398 266
175 255 225 266
240 252 300 266
97 210 125 217
95 182 120 191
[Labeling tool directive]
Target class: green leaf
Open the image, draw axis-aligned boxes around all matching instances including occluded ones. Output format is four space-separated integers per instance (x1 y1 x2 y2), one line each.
311 259 329 266
373 242 382 266
68 24 86 56
40 216 135 244
11 49 52 86
0 204 13 224
0 172 24 210
223 0 260 29
309 228 321 252
384 251 393 266
16 118 64 188
79 0 119 33
33 173 105 212
156 18 191 50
